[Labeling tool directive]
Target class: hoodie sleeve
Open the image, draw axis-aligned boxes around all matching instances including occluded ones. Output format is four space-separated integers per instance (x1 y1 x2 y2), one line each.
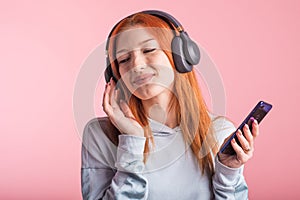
211 116 248 200
81 118 148 200
213 156 248 199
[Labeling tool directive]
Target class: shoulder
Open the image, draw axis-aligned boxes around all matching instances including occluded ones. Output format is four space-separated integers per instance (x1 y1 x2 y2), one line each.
210 114 235 131
82 117 120 147
209 113 237 144
82 117 120 168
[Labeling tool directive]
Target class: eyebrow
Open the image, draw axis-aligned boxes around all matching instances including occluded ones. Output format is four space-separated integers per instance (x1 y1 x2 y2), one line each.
116 38 155 55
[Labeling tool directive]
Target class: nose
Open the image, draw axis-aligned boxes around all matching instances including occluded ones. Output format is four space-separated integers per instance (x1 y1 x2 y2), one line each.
132 51 146 73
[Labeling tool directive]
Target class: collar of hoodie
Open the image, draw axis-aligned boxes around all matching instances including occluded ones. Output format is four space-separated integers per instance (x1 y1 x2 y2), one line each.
148 118 181 135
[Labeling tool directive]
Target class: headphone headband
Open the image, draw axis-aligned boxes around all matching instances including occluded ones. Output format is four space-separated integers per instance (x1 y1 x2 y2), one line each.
141 10 184 32
105 10 185 53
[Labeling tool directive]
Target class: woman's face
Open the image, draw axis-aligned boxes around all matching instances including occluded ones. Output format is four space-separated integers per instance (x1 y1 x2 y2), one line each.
115 27 175 100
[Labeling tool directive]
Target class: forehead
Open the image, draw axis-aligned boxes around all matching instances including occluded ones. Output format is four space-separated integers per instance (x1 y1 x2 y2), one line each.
115 27 156 50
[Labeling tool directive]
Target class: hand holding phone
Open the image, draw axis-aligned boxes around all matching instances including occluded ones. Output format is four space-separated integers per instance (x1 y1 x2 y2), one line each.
220 101 273 155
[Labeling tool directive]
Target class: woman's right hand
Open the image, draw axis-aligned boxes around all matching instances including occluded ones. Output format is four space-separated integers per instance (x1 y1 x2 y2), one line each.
102 78 144 137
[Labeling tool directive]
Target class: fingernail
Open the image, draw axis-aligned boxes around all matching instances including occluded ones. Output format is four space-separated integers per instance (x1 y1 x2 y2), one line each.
237 130 242 136
245 124 249 130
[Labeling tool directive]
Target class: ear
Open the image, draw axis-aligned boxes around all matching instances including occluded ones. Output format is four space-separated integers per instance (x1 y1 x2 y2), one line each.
171 36 193 73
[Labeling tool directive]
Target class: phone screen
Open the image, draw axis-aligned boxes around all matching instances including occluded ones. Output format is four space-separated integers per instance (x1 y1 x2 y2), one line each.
220 101 273 155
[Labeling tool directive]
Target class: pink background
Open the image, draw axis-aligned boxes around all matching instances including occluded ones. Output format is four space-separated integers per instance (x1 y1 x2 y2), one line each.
1 0 299 199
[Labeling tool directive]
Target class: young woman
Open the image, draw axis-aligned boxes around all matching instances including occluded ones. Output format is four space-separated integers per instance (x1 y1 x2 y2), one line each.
81 10 259 200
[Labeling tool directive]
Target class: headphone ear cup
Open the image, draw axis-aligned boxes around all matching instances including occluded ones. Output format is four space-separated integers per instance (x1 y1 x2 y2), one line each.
171 36 193 73
180 32 200 65
105 57 114 83
104 64 112 83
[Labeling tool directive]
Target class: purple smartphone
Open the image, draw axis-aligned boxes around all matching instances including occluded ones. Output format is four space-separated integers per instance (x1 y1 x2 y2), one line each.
220 101 273 155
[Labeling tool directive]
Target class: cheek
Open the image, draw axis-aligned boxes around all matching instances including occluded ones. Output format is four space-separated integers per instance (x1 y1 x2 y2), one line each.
119 68 131 84
119 71 141 96
156 67 174 86
149 53 174 81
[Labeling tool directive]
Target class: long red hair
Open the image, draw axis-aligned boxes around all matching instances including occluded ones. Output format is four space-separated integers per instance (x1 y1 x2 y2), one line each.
107 13 218 174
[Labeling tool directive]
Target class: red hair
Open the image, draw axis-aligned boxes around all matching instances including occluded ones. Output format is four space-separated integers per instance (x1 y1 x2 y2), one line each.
107 13 218 174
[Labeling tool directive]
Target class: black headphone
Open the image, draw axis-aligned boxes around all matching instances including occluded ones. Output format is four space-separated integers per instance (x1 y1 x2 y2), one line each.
104 10 200 83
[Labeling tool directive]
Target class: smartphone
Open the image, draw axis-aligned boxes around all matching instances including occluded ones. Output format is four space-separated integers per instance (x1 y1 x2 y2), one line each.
220 101 273 155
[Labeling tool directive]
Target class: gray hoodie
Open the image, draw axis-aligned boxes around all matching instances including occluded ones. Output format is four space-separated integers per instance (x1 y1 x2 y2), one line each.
81 115 248 200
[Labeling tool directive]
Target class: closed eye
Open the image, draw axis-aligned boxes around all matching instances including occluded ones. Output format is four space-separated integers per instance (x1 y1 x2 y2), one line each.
118 56 130 64
143 48 156 53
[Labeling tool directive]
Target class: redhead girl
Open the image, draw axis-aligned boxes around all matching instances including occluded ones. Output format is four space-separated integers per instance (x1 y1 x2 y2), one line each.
81 10 258 200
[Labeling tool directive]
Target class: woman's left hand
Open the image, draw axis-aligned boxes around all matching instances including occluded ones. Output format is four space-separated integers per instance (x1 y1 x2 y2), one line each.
218 119 259 168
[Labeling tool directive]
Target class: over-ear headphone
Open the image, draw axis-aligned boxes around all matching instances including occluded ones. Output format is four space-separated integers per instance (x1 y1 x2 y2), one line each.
104 10 200 83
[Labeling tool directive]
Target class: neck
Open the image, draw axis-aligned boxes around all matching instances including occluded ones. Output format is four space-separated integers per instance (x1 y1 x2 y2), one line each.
142 91 178 129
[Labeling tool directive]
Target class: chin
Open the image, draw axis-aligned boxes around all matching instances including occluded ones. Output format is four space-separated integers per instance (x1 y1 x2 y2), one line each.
131 84 172 100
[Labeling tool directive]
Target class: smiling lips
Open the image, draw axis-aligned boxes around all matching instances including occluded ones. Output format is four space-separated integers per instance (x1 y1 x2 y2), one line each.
133 73 154 86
